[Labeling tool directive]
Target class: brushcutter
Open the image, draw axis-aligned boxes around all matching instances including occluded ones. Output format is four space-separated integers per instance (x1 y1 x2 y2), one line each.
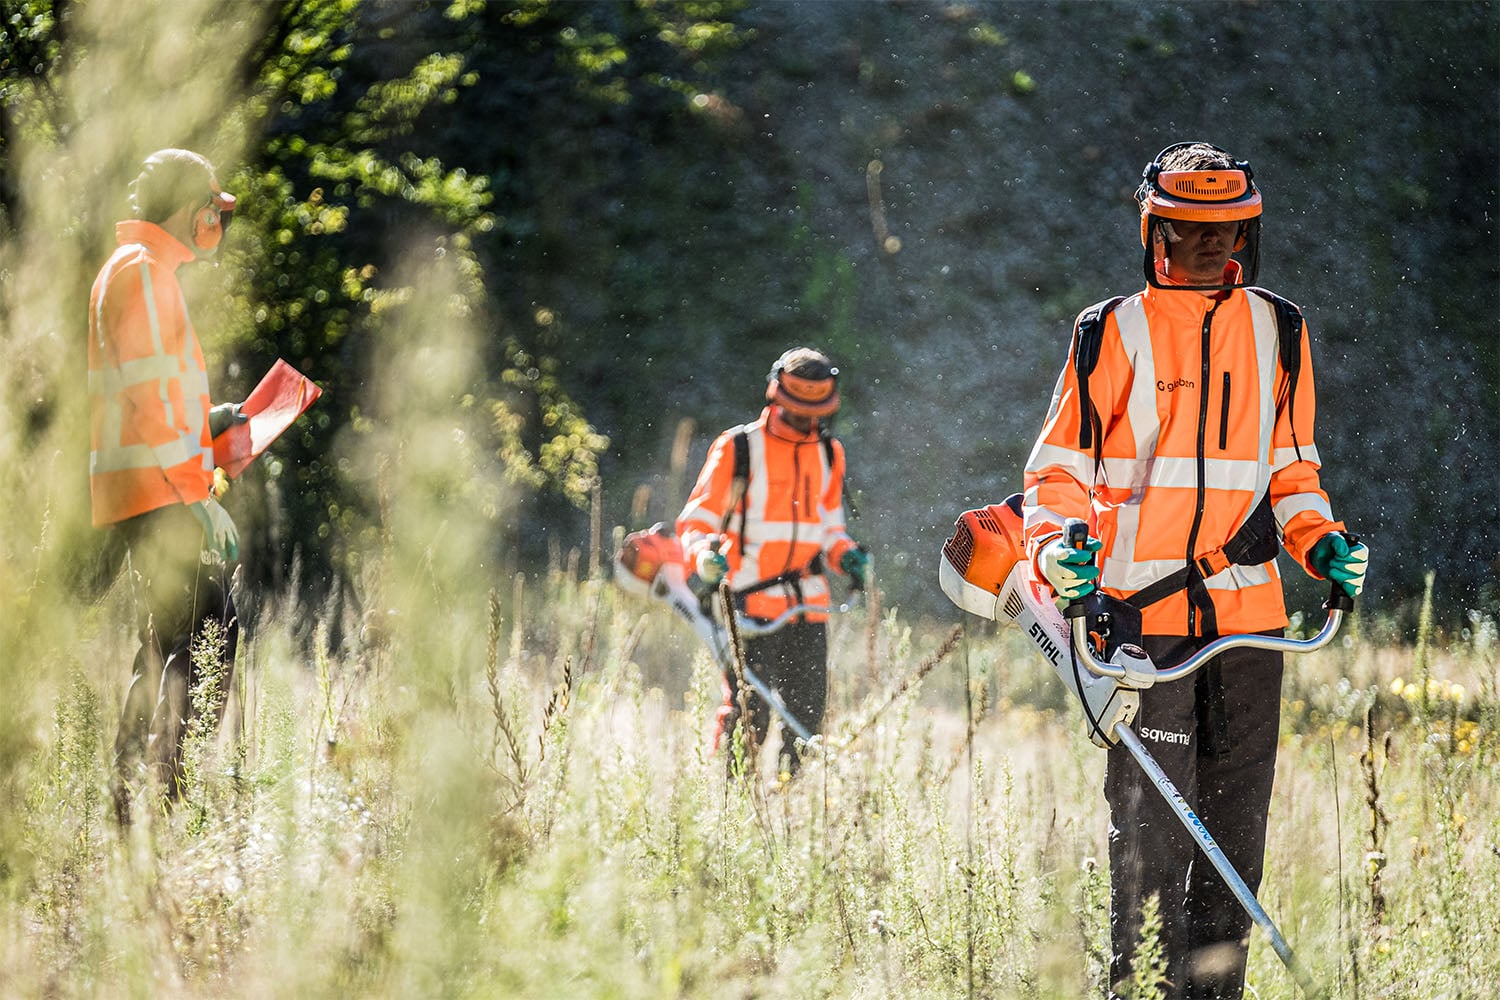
614 523 856 744
939 495 1348 1000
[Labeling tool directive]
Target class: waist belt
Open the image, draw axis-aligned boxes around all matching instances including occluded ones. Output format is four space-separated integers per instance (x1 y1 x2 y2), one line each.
735 553 825 597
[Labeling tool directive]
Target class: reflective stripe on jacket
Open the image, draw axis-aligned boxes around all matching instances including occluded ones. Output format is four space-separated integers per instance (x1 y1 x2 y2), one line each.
1022 282 1344 636
677 407 857 622
89 221 213 527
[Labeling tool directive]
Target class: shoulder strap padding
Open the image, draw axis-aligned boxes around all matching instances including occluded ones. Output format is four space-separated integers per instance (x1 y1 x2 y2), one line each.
1072 295 1127 451
1247 286 1305 461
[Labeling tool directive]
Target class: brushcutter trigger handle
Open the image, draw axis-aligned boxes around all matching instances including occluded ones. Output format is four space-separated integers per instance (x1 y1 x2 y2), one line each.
1324 531 1360 613
1061 518 1092 619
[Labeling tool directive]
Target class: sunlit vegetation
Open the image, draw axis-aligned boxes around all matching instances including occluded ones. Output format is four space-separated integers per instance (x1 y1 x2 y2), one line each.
2 1 1496 996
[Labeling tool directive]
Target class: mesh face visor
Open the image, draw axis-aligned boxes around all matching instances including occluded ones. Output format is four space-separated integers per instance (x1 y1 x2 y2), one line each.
1138 149 1263 291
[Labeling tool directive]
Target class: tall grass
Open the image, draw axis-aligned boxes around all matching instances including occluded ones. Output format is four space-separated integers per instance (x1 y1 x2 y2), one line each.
3 524 1499 997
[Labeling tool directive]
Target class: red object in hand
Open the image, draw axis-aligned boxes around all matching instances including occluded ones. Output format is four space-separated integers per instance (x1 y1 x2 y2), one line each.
211 359 323 478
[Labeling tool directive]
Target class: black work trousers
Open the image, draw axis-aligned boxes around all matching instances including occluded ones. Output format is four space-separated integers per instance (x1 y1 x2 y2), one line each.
719 619 827 776
111 504 239 818
1106 632 1283 1000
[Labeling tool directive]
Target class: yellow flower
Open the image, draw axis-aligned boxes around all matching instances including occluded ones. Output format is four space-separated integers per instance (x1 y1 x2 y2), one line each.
1389 677 1405 696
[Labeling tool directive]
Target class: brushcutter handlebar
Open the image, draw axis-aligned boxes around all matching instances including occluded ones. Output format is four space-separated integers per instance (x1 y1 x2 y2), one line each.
732 597 858 637
1065 568 1354 685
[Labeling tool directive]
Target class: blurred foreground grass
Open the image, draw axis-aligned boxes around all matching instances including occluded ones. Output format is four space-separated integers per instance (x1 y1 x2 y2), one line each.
2 547 1498 998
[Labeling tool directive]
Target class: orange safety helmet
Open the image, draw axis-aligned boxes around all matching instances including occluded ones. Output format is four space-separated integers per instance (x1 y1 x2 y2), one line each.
765 347 840 419
1136 141 1261 291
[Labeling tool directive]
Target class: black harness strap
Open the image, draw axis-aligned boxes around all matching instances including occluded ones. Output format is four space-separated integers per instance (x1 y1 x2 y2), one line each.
1072 295 1128 455
1248 287 1305 462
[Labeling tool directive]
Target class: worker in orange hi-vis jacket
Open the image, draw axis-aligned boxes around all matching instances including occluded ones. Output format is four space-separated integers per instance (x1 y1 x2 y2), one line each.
1022 141 1369 999
90 148 247 824
677 347 867 780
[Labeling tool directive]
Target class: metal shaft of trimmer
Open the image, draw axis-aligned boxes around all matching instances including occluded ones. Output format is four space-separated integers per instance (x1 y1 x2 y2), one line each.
1113 724 1327 999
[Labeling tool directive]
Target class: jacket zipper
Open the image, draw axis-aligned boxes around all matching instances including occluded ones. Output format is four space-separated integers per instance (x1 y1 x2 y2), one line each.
1218 372 1232 451
783 444 802 577
1184 301 1220 636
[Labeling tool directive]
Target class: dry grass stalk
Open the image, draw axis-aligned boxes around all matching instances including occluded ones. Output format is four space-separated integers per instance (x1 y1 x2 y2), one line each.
840 624 963 750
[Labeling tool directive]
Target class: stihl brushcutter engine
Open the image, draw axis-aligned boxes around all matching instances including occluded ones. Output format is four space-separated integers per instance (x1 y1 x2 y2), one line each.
938 494 1155 746
614 523 855 744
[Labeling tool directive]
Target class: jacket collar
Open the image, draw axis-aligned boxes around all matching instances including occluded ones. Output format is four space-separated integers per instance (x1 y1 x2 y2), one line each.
1144 262 1245 318
760 405 822 444
115 220 195 270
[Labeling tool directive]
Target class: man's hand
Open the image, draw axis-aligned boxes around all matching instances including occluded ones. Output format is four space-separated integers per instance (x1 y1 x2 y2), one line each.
1038 533 1102 601
695 546 729 587
190 498 239 563
839 547 869 590
208 402 246 438
1309 532 1368 597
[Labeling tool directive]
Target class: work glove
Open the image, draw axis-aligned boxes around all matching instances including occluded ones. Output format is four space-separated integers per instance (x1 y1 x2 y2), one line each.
695 546 729 588
1309 531 1368 597
839 546 869 590
208 402 246 438
190 498 239 563
1037 533 1102 601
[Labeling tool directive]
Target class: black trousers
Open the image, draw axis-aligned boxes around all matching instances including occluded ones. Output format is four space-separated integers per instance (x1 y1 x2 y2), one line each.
111 504 239 813
718 619 827 775
1106 632 1283 999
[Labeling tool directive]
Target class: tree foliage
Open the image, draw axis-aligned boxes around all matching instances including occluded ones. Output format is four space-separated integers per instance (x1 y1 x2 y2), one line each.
2 0 753 612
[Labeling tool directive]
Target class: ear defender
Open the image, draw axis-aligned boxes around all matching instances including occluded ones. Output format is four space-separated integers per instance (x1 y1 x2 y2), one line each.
192 190 236 253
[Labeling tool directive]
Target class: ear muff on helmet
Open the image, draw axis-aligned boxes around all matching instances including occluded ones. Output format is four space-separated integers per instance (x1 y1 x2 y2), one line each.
1136 141 1262 291
766 348 840 419
192 189 236 253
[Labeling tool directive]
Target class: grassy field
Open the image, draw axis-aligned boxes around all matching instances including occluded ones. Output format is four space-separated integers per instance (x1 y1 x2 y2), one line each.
3 546 1496 999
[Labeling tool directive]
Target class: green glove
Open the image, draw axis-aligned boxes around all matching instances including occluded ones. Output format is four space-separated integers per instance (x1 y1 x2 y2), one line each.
190 498 240 563
1309 532 1368 597
208 402 246 438
839 547 869 589
695 547 728 587
1038 533 1103 601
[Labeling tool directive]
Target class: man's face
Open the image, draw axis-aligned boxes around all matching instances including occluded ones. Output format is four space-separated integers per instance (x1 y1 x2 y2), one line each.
1164 219 1241 285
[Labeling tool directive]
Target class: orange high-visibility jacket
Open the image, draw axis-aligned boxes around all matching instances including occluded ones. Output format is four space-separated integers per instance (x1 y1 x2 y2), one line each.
88 221 214 527
1023 282 1345 636
677 407 858 622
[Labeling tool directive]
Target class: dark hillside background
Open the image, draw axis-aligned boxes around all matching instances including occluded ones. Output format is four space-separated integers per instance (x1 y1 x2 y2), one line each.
467 0 1498 624
3 0 1496 631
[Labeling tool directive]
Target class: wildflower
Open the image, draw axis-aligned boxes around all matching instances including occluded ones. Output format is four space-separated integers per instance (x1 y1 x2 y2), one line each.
1389 677 1405 696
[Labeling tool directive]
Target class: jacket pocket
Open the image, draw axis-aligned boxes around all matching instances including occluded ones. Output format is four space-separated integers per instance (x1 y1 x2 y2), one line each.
1218 372 1231 451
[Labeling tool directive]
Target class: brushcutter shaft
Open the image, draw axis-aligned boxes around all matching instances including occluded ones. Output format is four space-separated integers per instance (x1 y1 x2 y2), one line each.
1115 726 1327 999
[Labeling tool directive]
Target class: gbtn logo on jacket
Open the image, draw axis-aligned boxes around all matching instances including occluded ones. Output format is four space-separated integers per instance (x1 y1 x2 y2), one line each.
1156 377 1195 392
